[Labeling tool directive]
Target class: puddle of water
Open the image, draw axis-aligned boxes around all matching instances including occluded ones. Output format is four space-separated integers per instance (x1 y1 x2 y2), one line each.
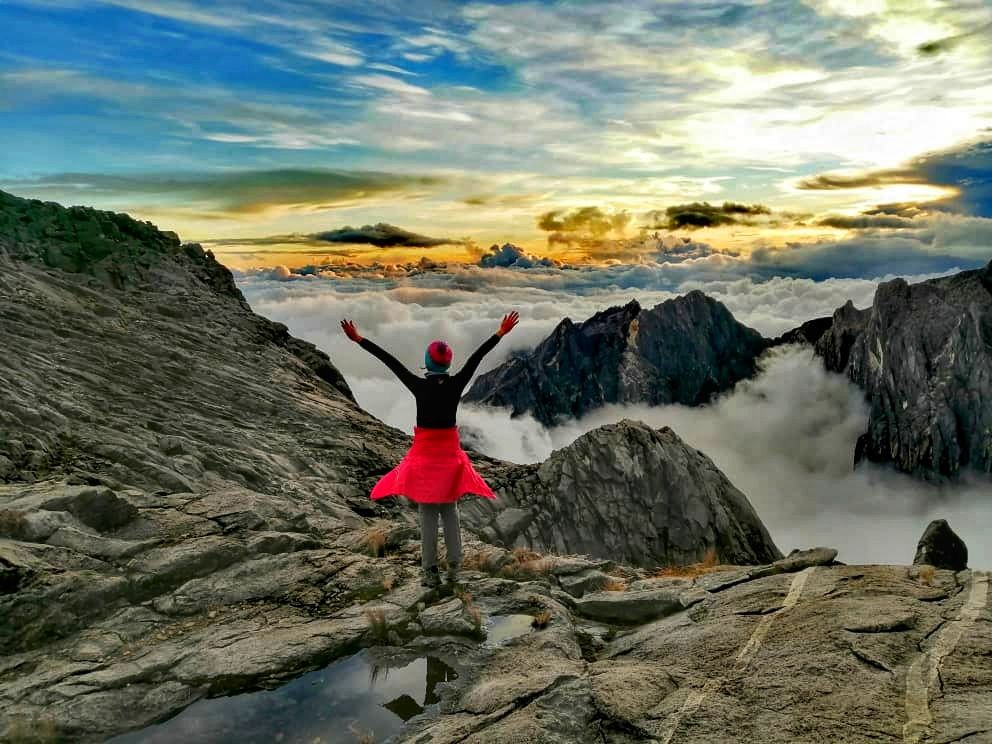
108 650 457 744
483 613 534 647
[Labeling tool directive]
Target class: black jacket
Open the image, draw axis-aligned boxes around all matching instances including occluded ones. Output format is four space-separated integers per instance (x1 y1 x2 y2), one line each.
359 334 501 428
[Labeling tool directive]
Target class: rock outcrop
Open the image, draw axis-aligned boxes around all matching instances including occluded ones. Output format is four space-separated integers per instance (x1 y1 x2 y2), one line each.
1 191 989 743
464 420 782 568
463 292 769 425
815 262 992 481
914 519 969 571
771 315 833 346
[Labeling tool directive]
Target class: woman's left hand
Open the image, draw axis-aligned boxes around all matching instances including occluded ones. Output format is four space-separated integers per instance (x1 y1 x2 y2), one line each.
497 311 519 337
340 319 363 342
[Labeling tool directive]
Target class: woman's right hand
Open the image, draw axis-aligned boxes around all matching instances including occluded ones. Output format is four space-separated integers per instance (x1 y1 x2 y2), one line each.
340 319 363 342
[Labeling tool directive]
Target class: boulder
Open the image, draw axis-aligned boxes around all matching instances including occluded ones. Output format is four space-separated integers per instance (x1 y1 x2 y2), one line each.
913 519 968 571
496 420 782 568
574 586 697 624
419 598 483 637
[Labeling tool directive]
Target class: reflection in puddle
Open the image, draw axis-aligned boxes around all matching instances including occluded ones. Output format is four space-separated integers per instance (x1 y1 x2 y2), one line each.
484 613 535 647
108 651 457 744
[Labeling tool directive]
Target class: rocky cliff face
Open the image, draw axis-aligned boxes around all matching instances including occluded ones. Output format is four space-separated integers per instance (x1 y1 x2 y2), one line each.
464 292 770 425
1 191 987 743
815 262 992 481
462 420 782 568
0 194 792 741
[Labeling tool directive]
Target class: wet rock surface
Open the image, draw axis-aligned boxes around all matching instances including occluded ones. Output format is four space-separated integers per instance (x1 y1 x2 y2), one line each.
815 261 992 481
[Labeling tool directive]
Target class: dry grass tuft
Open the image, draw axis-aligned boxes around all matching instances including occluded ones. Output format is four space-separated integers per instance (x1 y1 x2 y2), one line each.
531 609 553 629
359 527 388 557
653 548 724 579
512 546 543 563
917 565 936 586
349 722 377 743
6 715 59 743
602 579 627 592
462 546 503 572
381 575 396 591
0 509 28 539
499 548 561 580
364 607 388 641
454 588 484 633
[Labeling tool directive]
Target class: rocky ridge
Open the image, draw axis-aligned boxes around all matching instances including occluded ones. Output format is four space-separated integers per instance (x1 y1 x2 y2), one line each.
463 293 770 426
815 262 992 481
0 191 786 740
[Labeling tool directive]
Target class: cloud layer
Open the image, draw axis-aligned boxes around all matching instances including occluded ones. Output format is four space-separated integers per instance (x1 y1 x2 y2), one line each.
237 269 992 567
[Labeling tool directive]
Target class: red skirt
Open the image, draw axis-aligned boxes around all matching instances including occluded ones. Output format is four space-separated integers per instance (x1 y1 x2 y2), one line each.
370 426 496 504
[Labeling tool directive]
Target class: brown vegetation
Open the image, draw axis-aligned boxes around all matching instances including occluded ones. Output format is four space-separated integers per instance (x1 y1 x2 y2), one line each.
0 509 28 539
358 526 388 557
349 723 377 744
653 548 724 579
531 610 553 629
454 588 483 632
364 607 388 640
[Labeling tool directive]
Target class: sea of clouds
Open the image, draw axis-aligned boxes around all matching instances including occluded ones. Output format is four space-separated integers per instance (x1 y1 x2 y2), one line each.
239 264 991 568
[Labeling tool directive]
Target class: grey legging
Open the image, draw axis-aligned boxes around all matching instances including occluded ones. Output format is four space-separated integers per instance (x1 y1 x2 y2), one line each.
420 503 462 570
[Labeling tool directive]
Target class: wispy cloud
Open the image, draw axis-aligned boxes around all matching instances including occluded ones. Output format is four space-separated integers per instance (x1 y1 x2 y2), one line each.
0 169 446 218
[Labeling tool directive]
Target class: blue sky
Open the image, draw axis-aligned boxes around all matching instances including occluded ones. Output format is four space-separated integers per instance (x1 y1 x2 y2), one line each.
1 0 991 271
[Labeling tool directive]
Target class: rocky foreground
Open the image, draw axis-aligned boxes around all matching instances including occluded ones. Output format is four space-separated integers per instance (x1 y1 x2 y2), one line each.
1 191 990 743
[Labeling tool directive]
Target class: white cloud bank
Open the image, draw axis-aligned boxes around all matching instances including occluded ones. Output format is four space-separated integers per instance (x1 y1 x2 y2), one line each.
239 270 991 568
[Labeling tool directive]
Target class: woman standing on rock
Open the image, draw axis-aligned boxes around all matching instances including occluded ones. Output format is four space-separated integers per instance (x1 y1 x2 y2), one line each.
340 311 519 588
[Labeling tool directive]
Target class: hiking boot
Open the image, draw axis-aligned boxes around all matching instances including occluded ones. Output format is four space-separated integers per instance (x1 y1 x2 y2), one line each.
445 562 460 586
421 566 441 588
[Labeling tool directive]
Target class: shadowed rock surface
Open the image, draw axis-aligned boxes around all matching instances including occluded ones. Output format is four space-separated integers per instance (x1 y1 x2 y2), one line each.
815 262 992 481
462 420 783 569
914 519 969 571
463 293 770 426
771 315 833 347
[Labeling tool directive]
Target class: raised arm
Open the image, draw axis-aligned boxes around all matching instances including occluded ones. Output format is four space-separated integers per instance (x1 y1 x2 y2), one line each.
452 311 519 389
341 319 420 393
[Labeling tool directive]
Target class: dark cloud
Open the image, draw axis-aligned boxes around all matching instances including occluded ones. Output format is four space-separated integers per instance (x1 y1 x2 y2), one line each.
652 234 717 262
817 214 917 230
645 201 771 230
312 223 461 248
461 193 544 208
0 169 444 217
863 202 937 219
748 237 978 281
795 169 922 190
917 21 992 56
797 139 992 219
911 139 992 217
478 243 558 268
537 206 632 241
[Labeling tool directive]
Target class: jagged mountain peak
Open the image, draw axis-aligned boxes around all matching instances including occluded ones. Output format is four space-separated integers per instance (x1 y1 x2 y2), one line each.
815 259 992 481
464 290 768 425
